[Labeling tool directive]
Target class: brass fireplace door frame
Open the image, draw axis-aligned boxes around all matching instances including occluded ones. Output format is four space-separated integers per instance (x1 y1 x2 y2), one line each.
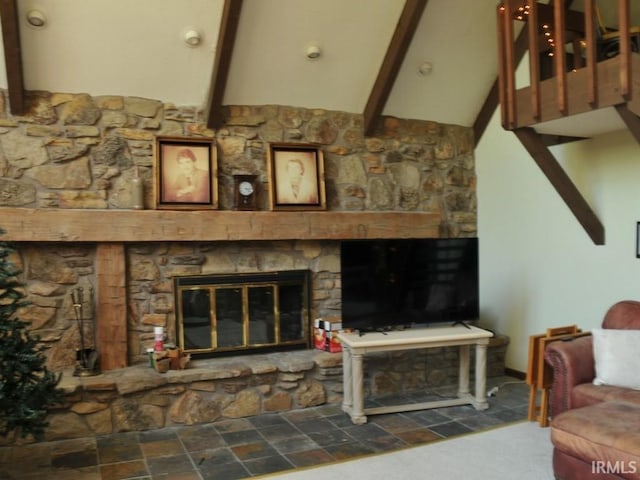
174 270 311 355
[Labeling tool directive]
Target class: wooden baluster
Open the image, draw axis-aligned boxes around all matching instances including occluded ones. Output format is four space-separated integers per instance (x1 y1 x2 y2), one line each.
527 0 541 121
584 0 598 107
619 0 631 100
497 4 509 128
554 0 568 115
503 2 518 129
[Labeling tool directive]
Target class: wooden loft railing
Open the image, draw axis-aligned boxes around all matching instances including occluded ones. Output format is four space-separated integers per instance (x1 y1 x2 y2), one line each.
495 0 640 246
497 0 640 133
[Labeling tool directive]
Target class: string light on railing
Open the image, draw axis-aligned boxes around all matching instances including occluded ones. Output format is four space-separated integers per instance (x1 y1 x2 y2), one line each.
514 3 530 21
542 24 556 57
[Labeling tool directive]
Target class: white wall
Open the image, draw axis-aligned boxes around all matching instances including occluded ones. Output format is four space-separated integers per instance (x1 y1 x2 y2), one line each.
476 112 640 372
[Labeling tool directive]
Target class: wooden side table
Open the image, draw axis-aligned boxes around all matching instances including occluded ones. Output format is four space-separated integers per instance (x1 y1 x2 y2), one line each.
337 325 493 425
526 325 591 427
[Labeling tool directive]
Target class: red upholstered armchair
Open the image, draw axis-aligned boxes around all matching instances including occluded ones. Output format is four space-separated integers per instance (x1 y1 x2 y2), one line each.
544 300 640 418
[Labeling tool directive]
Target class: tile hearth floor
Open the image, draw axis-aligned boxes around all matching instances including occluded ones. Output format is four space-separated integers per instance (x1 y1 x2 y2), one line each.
0 376 529 480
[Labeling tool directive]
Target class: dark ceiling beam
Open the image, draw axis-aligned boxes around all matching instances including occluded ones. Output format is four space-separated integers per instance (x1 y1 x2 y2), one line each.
205 0 243 130
473 27 529 144
514 127 604 245
0 0 25 115
362 0 428 137
536 3 585 33
539 133 587 146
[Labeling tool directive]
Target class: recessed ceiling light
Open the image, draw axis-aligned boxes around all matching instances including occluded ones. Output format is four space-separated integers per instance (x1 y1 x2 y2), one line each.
26 9 46 28
183 28 203 47
305 43 321 60
418 61 433 76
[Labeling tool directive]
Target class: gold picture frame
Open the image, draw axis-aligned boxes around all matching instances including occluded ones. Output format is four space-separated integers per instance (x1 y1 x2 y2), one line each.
267 143 326 211
154 137 218 210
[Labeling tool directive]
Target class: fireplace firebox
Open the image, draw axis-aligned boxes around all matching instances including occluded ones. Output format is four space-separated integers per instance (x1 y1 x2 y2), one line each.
174 270 311 356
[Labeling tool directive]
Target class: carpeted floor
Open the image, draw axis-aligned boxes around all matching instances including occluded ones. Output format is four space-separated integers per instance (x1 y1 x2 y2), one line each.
266 421 554 480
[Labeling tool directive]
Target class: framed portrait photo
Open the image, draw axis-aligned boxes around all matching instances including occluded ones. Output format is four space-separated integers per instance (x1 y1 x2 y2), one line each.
154 137 218 210
267 143 326 211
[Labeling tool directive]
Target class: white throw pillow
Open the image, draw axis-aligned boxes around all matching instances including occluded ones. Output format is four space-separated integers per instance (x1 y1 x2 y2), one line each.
592 328 640 390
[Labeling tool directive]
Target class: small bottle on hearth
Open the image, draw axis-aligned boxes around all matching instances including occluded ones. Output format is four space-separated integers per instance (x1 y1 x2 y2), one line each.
131 166 144 210
153 326 164 352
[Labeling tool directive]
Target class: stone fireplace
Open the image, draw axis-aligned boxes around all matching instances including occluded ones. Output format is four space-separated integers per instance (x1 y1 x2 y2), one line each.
0 98 485 443
3 210 439 371
0 101 478 372
174 269 312 355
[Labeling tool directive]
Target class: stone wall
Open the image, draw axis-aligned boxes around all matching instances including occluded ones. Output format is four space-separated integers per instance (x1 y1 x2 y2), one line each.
0 93 477 371
0 92 493 446
0 96 476 222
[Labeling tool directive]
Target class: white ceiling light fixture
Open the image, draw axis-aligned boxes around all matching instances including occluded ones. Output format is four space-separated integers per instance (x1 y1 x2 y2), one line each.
305 43 322 60
26 9 47 28
183 28 203 47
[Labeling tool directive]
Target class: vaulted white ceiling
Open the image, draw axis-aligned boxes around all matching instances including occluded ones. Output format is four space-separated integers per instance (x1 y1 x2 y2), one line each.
0 0 501 131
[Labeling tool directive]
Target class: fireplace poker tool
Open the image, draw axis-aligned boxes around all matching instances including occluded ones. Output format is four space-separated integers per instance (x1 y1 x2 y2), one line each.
72 287 87 367
71 287 99 376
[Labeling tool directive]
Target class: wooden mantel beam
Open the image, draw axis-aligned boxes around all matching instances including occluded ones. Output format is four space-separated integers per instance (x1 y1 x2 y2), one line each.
0 209 441 242
514 127 604 245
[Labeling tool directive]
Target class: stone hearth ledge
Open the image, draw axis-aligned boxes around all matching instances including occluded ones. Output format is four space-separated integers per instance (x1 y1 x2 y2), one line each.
5 336 507 445
14 349 346 444
58 350 342 396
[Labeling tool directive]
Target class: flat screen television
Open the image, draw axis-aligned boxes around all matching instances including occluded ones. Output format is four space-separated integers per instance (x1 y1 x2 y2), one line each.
340 238 479 332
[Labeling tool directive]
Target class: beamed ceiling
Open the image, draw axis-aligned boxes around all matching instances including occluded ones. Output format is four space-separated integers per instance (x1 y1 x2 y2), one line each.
0 0 506 144
0 1 635 142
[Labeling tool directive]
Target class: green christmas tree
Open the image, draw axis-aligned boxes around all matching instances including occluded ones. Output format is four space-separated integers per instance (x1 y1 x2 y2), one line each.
0 228 63 440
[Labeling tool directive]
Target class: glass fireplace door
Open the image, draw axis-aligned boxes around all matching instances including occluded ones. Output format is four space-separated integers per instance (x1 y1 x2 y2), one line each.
175 271 310 356
214 287 244 349
180 288 213 350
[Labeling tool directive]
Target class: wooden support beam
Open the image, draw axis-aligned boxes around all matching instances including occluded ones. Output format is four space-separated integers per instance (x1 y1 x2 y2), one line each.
474 80 499 145
514 127 604 245
615 104 640 144
363 0 428 136
535 3 585 33
205 0 243 130
538 134 587 146
0 0 25 115
96 243 127 370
